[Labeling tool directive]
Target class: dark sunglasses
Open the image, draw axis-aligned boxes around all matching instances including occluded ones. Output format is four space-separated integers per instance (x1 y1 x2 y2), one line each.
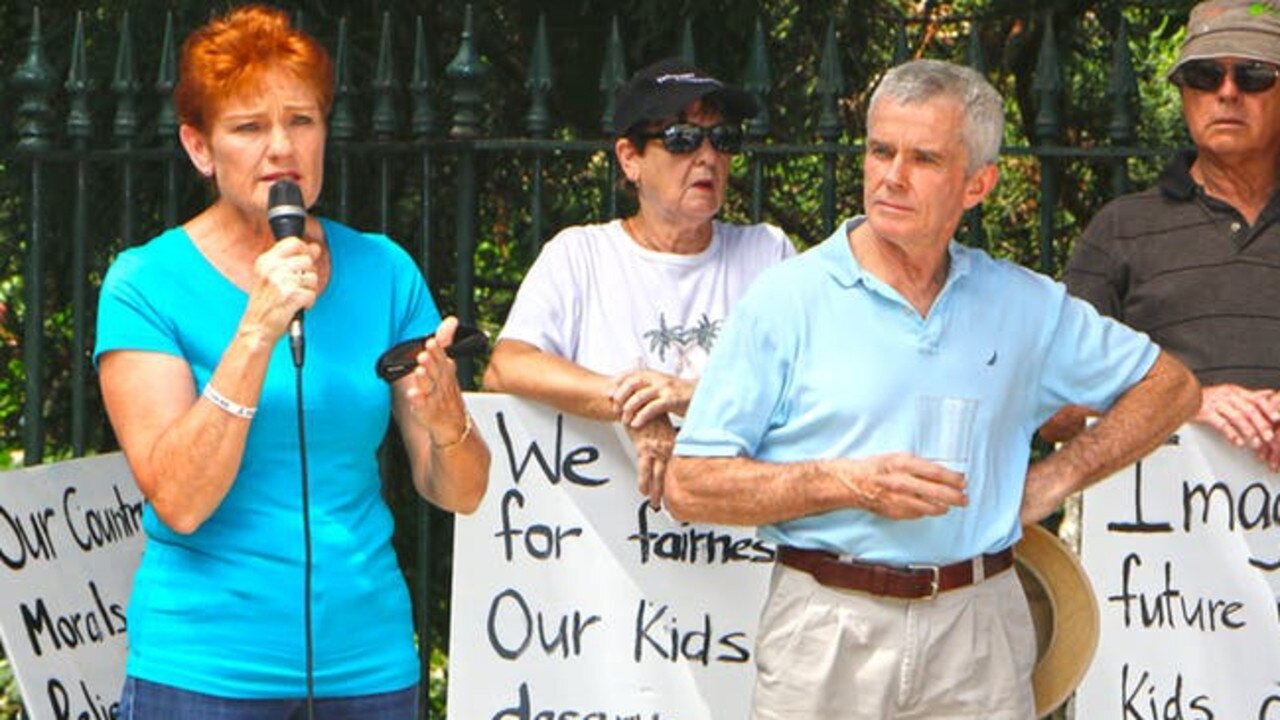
1172 59 1280 94
639 122 745 154
374 325 489 383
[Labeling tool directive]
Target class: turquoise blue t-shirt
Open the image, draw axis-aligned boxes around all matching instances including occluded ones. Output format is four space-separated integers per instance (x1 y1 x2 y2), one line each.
675 217 1160 565
94 218 440 698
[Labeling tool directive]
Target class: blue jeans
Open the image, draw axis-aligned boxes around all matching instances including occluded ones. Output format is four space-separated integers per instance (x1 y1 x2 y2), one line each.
118 677 419 720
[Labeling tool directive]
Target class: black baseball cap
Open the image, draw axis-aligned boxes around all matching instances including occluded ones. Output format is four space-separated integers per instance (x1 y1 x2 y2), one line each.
612 57 759 136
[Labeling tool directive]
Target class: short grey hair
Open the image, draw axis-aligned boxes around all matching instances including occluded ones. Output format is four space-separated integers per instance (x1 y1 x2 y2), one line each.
868 59 1004 174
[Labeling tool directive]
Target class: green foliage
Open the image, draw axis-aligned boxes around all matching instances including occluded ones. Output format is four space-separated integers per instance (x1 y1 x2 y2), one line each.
426 645 449 717
0 647 22 720
0 275 19 467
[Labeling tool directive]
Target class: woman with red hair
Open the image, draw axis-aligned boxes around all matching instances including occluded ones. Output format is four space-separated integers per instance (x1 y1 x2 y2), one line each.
94 6 489 718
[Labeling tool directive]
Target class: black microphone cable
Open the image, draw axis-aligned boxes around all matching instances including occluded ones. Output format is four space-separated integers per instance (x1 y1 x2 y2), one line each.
267 179 316 720
293 357 315 720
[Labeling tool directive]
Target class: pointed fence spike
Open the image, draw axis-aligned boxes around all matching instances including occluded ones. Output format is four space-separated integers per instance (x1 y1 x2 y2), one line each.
966 21 986 73
331 17 357 142
742 17 772 139
372 11 399 139
1107 15 1138 144
13 6 56 150
155 12 178 140
816 20 845 142
677 18 696 66
1033 12 1064 143
598 17 627 136
893 20 909 64
1107 14 1138 195
66 11 94 140
113 11 140 144
525 13 553 138
410 16 436 137
446 4 490 138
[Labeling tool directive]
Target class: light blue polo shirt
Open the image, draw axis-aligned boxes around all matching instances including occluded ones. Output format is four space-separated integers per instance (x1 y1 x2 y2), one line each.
675 217 1159 565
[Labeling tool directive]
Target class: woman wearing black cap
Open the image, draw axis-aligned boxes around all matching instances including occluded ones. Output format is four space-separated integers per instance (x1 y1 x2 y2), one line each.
484 57 794 508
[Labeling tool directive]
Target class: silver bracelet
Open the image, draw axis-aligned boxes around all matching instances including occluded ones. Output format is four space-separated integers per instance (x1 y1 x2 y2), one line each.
202 384 257 419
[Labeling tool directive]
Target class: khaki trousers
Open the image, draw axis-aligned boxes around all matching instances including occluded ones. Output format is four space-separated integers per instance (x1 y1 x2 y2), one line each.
751 561 1037 720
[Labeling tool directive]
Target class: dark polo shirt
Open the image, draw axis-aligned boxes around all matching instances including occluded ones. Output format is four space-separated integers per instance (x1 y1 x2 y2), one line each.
1065 150 1280 389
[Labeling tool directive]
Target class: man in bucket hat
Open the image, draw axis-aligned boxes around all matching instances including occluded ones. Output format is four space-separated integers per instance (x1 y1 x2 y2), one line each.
1049 0 1280 466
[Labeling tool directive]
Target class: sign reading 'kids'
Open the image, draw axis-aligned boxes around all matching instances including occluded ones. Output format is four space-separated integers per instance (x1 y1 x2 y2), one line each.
1078 425 1280 720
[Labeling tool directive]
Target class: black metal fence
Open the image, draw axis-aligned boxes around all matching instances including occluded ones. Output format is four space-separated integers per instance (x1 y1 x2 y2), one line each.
1 3 1186 716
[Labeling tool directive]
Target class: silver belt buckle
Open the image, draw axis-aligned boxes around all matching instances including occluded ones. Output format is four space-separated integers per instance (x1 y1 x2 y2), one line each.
906 563 941 600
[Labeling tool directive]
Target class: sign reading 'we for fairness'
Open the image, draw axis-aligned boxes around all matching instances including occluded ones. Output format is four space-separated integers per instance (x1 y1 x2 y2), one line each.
448 395 775 720
1079 426 1280 719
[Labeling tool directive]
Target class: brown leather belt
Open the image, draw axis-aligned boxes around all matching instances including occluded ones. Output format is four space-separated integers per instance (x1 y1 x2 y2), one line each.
776 545 1015 600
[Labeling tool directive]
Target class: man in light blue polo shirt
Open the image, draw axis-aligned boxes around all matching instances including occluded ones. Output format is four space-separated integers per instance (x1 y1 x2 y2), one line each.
666 59 1199 720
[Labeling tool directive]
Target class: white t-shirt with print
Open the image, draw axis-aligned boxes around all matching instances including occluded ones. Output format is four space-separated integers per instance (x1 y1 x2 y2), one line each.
499 219 795 379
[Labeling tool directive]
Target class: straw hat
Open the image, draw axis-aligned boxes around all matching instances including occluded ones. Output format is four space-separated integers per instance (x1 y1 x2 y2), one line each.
1014 523 1100 718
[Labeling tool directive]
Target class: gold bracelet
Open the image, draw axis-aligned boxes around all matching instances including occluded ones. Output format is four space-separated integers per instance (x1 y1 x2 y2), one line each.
434 413 473 451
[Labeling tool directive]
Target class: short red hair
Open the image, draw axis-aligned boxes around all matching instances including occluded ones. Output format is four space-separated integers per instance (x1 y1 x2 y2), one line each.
174 5 334 132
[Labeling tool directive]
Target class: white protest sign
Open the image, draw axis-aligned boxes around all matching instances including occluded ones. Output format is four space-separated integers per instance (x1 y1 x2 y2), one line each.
1079 425 1280 719
0 452 143 720
449 394 774 720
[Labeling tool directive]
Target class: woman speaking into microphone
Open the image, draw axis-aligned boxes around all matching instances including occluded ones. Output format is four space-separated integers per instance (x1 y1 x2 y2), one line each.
93 5 488 718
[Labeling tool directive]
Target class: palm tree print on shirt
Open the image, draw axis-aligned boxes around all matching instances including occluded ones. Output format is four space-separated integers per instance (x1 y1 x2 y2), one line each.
642 312 723 379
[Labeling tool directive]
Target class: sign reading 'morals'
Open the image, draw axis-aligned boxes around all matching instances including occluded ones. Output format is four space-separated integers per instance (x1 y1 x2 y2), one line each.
0 453 143 720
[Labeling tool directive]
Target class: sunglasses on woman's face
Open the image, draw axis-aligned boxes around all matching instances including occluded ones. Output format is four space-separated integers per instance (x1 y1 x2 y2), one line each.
1172 59 1280 94
639 122 745 154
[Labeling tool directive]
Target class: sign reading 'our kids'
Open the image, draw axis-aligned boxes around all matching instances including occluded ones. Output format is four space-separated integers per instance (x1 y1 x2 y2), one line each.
0 453 144 720
449 394 775 720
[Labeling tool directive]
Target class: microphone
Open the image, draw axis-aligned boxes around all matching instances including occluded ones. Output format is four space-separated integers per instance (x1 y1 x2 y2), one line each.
268 180 308 367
